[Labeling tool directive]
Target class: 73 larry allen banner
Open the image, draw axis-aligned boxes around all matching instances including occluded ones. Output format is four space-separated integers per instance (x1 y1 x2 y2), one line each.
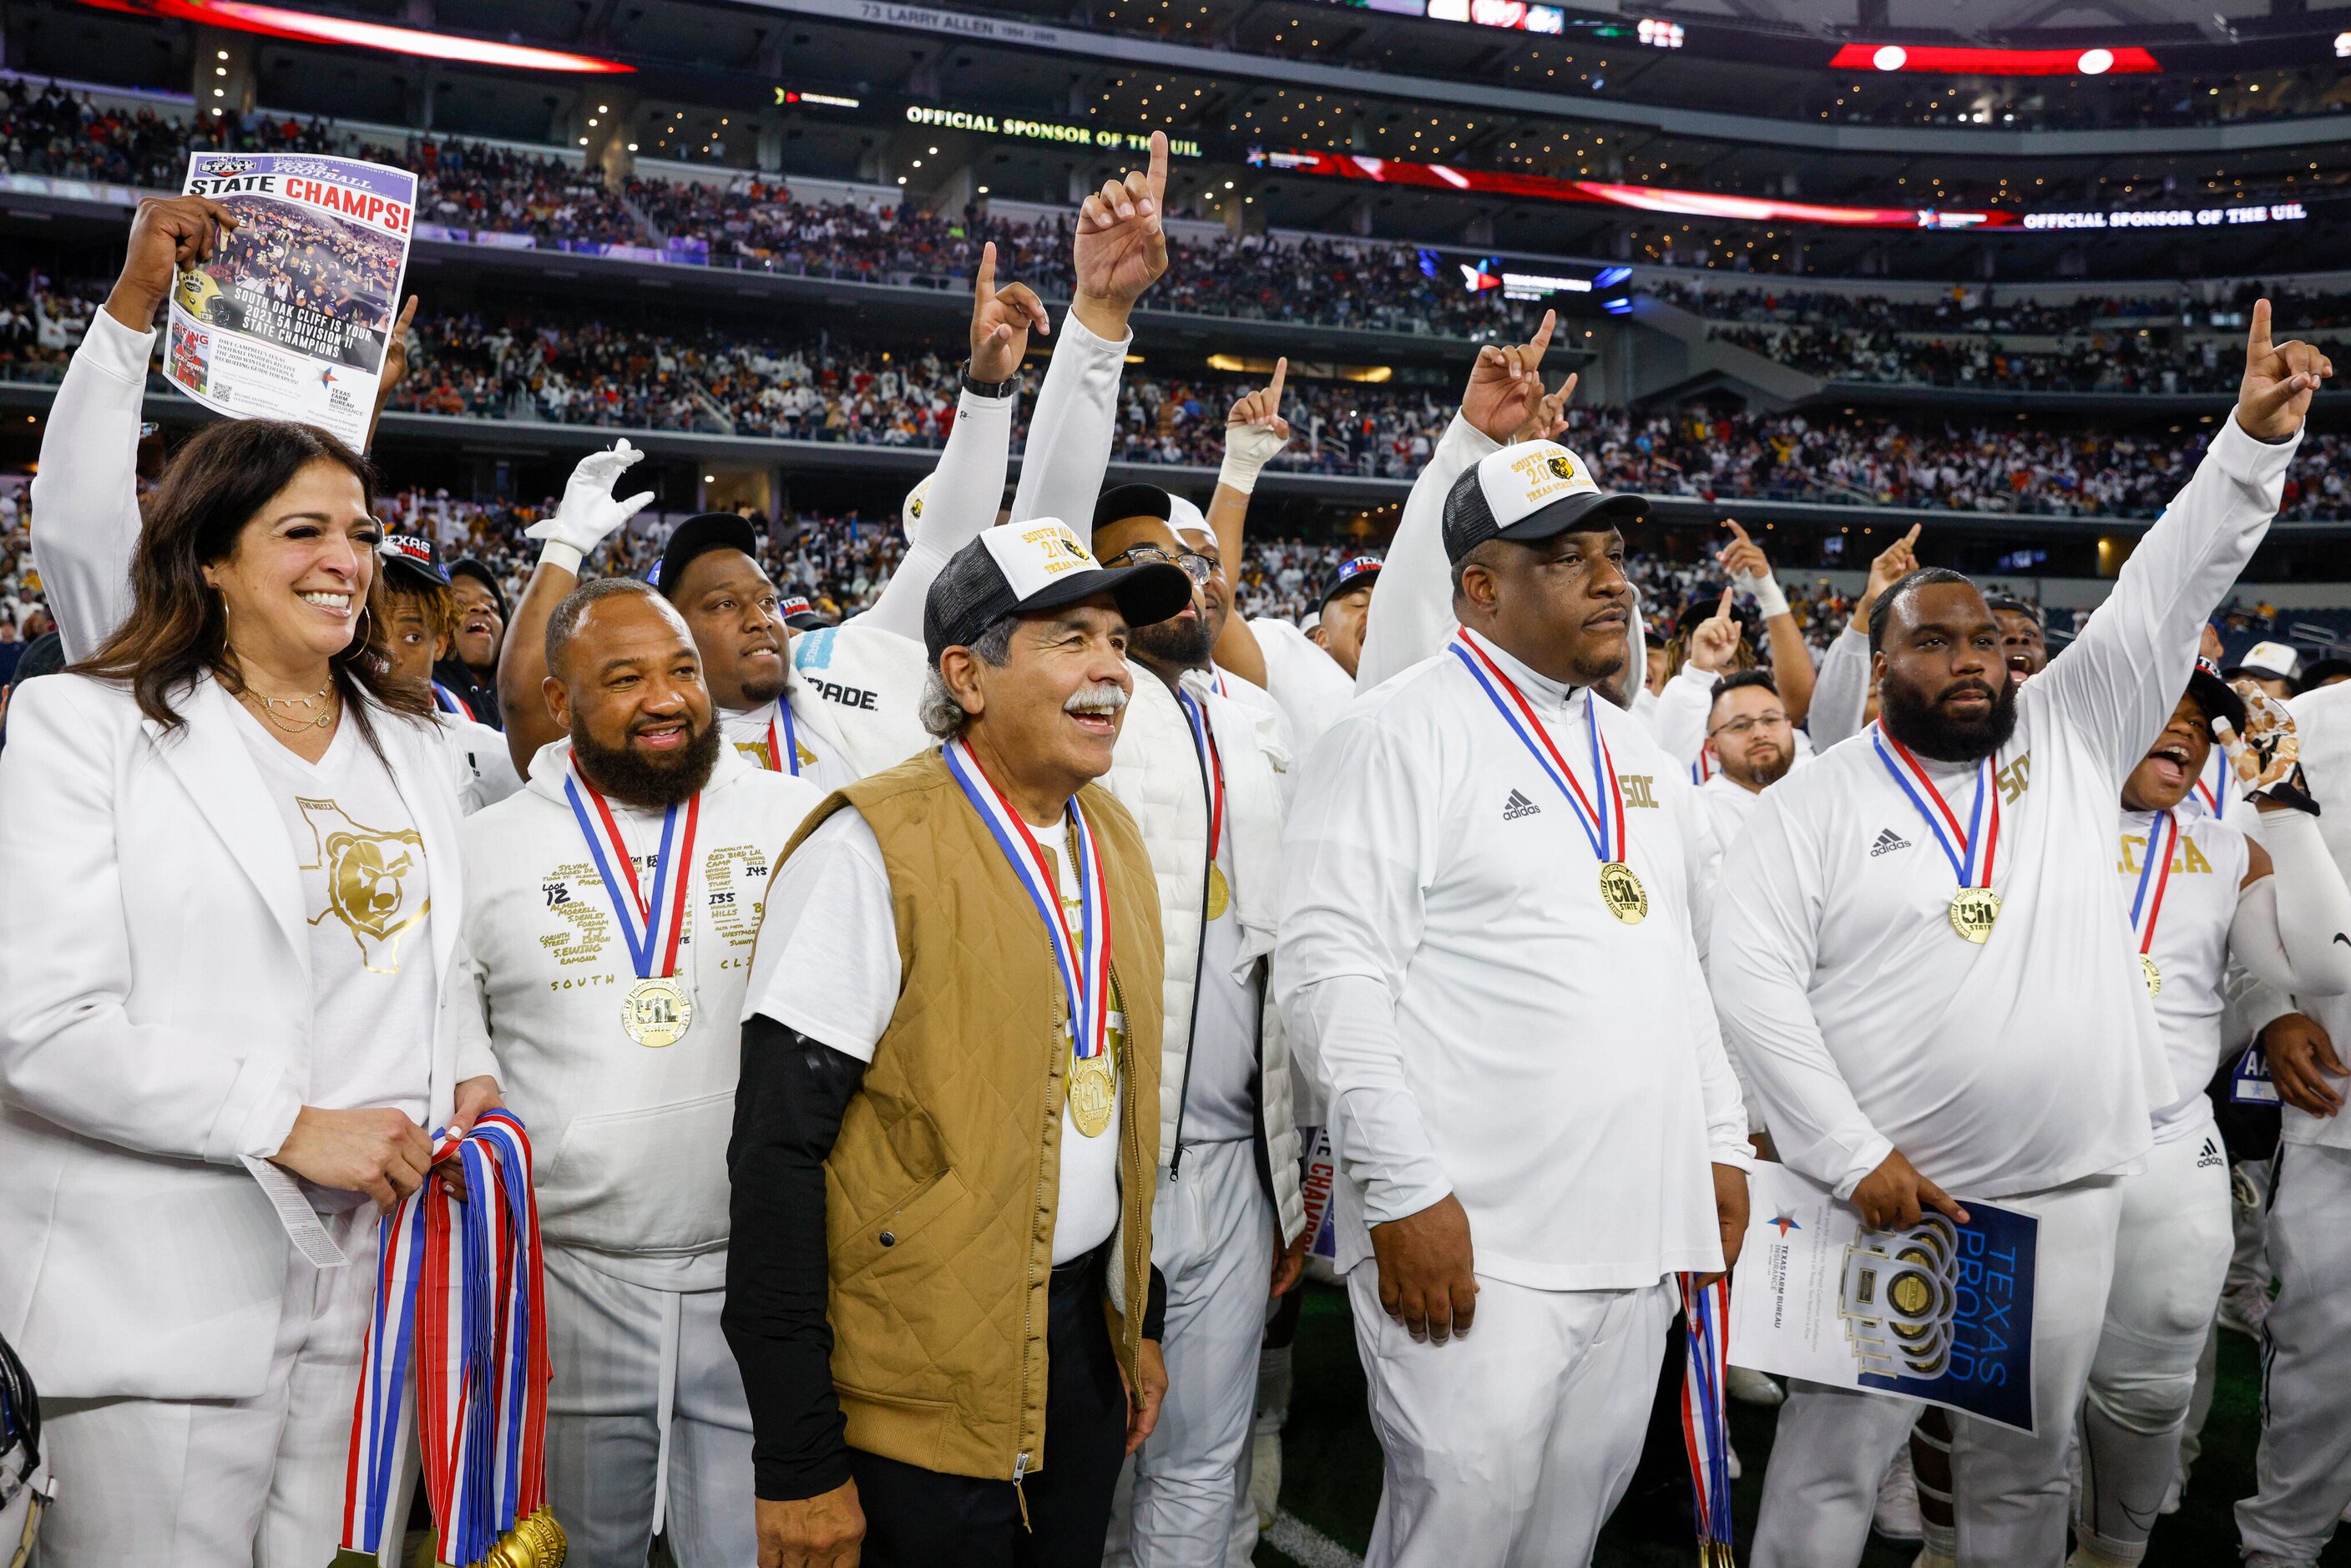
166 151 416 449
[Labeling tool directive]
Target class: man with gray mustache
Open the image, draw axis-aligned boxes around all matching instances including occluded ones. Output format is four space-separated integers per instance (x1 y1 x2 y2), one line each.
726 519 1194 1567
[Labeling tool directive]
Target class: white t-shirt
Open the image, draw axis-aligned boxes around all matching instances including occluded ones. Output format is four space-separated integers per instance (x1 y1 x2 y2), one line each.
720 697 855 796
746 806 1124 1265
2116 807 2248 1144
235 706 437 1127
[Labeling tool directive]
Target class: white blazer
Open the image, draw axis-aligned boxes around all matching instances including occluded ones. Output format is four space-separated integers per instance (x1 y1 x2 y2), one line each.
0 670 492 1401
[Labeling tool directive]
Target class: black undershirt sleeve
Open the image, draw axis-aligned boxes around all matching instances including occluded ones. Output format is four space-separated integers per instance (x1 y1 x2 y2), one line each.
723 1014 867 1503
1145 1263 1169 1343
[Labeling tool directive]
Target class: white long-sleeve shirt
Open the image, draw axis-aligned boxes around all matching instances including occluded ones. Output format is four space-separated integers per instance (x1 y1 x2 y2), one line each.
1275 632 1751 1292
1808 624 1874 751
1709 417 2297 1201
1011 310 1131 540
853 385 1014 642
2116 807 2249 1144
2273 680 2351 1151
30 309 149 666
1352 412 1497 690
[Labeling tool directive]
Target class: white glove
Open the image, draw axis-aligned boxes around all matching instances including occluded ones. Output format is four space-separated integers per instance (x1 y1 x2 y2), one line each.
528 439 655 570
1732 568 1790 620
1218 417 1291 496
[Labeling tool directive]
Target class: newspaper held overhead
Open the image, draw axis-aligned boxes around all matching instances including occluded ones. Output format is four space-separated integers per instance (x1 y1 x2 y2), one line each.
165 151 416 450
1729 1162 2040 1434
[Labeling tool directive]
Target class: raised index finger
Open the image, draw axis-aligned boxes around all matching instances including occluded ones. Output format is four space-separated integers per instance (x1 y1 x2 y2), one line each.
2247 297 2274 373
1713 584 1734 621
1145 129 1169 206
1722 516 1753 548
973 240 997 304
1524 308 1555 368
1267 355 1287 410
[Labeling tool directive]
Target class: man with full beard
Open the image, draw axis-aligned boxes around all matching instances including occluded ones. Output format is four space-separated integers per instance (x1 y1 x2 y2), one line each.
1086 483 1309 1568
459 577 822 1566
1711 304 2328 1568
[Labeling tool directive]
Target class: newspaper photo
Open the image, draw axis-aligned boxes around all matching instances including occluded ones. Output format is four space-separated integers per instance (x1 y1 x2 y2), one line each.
164 150 416 449
1729 1162 2040 1434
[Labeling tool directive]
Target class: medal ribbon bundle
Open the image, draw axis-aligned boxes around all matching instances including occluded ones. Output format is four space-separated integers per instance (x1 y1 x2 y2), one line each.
331 1110 562 1568
2128 810 2180 998
1176 690 1229 921
1676 1273 1737 1567
1871 725 2003 943
564 765 700 1046
1450 629 1646 923
943 741 1115 1130
2192 754 2223 819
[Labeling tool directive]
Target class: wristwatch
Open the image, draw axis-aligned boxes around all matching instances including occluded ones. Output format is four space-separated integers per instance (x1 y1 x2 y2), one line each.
962 364 1019 399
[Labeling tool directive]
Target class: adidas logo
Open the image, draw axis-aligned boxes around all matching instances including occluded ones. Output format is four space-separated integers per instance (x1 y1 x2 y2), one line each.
2198 1136 2224 1171
1503 788 1541 822
1869 827 1911 857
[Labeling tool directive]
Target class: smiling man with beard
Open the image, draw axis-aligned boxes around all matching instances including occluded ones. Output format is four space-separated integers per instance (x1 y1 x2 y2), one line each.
1089 485 1308 1568
1276 438 1753 1568
727 520 1190 1567
1711 304 2329 1568
457 576 823 1568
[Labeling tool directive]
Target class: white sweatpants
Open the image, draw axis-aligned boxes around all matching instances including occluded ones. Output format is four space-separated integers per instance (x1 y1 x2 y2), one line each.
1106 1138 1276 1568
2237 1142 2351 1564
543 1247 756 1568
1752 1174 2125 1568
1347 1261 1673 1568
37 1206 398 1568
2077 1129 2232 1565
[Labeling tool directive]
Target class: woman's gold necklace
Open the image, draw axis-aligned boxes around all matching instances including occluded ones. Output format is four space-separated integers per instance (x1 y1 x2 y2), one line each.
241 673 339 732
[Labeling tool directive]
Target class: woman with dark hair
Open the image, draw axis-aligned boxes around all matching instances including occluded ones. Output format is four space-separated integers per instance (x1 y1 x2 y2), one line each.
0 407 503 1565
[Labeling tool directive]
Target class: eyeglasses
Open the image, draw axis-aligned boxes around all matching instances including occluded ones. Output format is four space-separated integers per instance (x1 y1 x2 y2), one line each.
1708 711 1791 740
1109 544 1214 584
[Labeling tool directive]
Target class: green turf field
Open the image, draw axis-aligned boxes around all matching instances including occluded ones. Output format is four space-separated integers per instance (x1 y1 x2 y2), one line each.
1256 1281 2351 1567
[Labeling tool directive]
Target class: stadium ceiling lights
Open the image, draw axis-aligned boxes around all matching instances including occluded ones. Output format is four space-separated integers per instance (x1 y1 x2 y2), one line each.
1828 43 2160 75
78 0 635 71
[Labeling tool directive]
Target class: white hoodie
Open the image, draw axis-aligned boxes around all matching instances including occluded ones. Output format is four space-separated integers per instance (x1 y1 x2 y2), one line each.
462 738 822 1288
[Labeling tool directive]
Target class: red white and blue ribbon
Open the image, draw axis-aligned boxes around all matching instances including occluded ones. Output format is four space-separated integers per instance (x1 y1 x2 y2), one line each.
336 1110 550 1565
1450 627 1626 866
765 700 803 776
563 763 700 980
2129 809 2179 962
943 739 1111 1060
1871 723 2000 893
431 681 476 722
2192 749 2226 819
1678 1273 1737 1566
1176 690 1226 863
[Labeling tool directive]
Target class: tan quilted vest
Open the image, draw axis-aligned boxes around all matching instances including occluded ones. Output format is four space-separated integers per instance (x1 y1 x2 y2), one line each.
786 746 1164 1484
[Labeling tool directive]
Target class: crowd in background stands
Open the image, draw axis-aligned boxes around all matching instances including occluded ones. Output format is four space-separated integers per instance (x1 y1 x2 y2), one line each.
1656 280 2351 334
1705 320 2247 394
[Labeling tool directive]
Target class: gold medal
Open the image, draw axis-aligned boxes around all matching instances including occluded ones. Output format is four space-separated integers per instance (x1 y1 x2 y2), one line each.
622 976 692 1048
1598 861 1647 924
482 1506 569 1567
1948 887 2001 944
2141 953 2162 997
1206 862 1231 922
1068 1050 1117 1138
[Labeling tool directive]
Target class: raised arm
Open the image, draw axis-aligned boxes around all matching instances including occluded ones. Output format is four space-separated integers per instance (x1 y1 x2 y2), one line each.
856 242 1039 640
33 195 238 662
362 294 418 454
1717 518 1815 724
497 440 654 776
2036 301 2323 779
1206 358 1291 688
1355 312 1561 690
1010 133 1169 537
1653 587 1737 766
1809 526 1918 750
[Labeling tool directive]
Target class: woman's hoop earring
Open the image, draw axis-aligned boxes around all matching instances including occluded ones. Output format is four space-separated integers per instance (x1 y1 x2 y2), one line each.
348 603 374 656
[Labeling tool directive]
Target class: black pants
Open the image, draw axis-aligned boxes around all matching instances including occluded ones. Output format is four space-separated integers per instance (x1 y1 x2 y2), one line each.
849 1250 1129 1567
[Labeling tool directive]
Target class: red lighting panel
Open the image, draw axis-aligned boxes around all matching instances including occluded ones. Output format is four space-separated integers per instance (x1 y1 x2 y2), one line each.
78 0 635 72
1828 43 2160 75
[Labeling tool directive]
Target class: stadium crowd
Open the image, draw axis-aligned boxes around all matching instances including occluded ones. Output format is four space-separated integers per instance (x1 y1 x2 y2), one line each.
12 129 2351 1568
